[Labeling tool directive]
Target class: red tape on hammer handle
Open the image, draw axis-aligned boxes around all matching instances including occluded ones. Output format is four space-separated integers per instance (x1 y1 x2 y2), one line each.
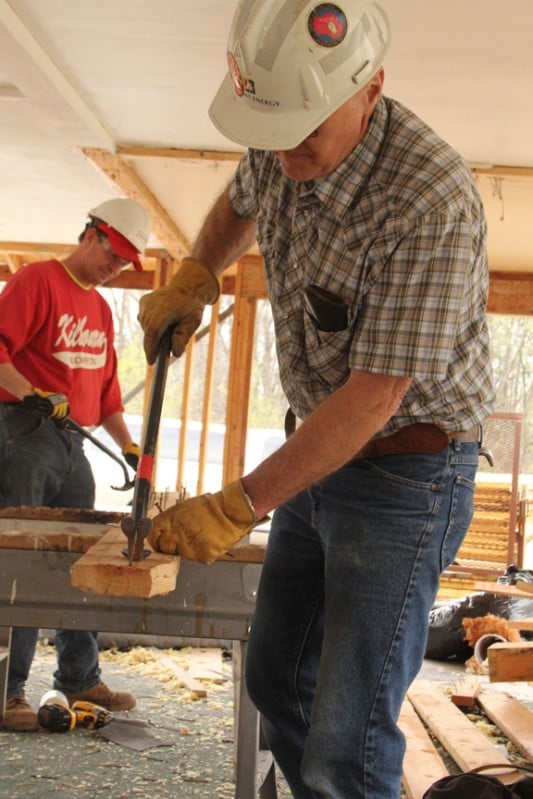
137 454 154 482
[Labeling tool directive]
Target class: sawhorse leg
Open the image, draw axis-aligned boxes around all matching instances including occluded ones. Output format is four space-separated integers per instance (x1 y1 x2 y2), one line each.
0 627 11 724
233 640 277 799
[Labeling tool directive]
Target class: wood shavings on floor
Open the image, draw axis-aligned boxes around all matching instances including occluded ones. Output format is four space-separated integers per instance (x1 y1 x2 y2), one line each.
0 641 292 799
98 645 230 702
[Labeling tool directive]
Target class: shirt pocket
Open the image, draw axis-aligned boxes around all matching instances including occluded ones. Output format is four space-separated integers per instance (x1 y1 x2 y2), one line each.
302 309 354 389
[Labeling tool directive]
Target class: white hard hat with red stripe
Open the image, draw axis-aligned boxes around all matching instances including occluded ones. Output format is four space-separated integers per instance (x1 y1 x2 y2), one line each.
88 198 151 271
209 0 390 151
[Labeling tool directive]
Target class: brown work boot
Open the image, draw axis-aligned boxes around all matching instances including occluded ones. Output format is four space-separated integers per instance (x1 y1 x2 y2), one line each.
1 695 39 732
65 682 136 711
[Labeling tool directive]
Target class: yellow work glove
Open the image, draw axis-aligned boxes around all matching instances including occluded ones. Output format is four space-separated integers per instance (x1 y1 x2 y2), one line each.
138 257 220 364
22 389 70 420
121 442 141 472
148 479 256 565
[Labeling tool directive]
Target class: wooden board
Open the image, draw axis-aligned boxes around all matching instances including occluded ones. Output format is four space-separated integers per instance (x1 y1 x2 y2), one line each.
406 680 521 779
0 506 119 552
478 690 533 762
70 528 179 598
188 646 226 683
153 652 208 698
474 581 533 599
0 505 268 563
507 618 533 631
0 505 123 524
399 698 448 799
0 526 102 553
488 642 533 682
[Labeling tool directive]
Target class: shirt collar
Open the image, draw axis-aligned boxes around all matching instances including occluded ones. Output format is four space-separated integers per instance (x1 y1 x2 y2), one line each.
309 97 389 214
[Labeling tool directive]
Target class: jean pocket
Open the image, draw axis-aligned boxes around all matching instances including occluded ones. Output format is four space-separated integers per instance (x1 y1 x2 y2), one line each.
3 408 44 453
440 474 476 570
364 450 448 490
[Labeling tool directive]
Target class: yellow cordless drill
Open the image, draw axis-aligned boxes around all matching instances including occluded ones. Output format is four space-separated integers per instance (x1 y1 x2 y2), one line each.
71 701 114 730
37 690 113 732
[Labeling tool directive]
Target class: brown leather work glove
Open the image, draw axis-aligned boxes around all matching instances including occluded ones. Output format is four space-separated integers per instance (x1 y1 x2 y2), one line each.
148 480 257 565
138 257 220 364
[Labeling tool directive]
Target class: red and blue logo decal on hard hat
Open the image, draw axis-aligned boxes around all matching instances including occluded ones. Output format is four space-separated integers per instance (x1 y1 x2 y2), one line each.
308 4 347 47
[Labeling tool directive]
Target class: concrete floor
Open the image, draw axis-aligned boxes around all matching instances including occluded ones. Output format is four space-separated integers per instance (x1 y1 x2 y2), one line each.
0 641 531 799
0 641 289 799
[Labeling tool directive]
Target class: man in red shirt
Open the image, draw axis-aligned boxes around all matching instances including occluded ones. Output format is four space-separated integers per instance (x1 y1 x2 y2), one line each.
0 197 150 731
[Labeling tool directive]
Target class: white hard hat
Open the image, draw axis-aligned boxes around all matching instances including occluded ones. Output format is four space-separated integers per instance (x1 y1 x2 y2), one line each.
209 0 390 151
88 198 151 270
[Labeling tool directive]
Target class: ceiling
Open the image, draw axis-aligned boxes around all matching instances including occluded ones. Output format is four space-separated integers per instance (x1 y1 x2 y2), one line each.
0 0 532 272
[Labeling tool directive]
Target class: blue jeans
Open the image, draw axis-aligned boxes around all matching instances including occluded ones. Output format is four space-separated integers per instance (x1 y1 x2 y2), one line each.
246 441 479 799
0 405 101 697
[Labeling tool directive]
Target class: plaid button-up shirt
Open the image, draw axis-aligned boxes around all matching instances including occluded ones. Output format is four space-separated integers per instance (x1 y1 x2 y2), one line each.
230 97 495 435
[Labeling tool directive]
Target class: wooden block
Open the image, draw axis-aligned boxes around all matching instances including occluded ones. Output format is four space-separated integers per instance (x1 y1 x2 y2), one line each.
450 678 482 707
478 689 533 762
399 699 449 799
407 680 521 778
70 528 179 598
487 642 533 682
474 581 533 599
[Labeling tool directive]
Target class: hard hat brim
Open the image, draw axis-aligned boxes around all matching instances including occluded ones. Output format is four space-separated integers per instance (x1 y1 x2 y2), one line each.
209 74 333 152
97 223 143 271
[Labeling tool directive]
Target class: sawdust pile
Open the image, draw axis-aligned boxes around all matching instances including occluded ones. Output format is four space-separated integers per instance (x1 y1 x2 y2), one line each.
99 645 230 704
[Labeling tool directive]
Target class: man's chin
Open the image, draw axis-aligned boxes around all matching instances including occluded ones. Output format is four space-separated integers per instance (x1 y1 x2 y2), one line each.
275 154 318 182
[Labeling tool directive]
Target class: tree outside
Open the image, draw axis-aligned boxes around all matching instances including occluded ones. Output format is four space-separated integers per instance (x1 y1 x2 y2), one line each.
487 315 533 477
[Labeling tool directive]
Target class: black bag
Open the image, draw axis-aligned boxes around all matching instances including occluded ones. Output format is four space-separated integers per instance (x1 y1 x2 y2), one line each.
423 767 533 799
426 566 533 662
425 593 512 661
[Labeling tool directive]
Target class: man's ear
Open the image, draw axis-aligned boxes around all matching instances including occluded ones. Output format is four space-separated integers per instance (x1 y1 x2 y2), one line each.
366 68 384 112
84 226 100 245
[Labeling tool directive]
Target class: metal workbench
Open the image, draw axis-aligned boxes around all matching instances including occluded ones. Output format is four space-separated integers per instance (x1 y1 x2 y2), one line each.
0 510 276 799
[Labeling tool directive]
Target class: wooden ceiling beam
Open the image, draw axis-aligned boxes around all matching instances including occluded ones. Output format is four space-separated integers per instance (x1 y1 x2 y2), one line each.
487 271 533 315
0 242 75 257
0 242 168 259
470 165 533 179
117 147 533 181
117 145 243 162
82 147 190 261
0 251 531 313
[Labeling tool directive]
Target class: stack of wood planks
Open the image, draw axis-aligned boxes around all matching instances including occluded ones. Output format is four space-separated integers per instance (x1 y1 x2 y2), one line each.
400 679 533 799
438 480 530 600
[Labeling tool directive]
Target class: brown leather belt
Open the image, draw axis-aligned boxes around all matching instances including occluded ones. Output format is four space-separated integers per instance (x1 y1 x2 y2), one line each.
356 423 481 460
285 408 481 459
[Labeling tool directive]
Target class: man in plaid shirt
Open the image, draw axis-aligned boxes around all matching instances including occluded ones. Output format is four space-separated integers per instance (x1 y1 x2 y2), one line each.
139 2 495 797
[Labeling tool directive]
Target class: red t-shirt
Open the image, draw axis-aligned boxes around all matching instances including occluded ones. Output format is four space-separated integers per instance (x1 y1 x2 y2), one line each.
0 259 124 426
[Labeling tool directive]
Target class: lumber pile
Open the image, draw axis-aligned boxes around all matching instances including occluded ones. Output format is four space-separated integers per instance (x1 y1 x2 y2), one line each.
438 481 529 600
400 679 533 799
